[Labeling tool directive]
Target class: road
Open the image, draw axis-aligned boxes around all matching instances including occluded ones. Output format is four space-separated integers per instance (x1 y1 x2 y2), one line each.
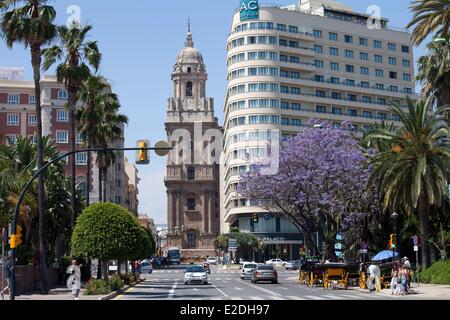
113 264 425 301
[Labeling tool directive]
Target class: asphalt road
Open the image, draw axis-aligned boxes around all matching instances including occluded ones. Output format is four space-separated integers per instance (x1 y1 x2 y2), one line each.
113 264 425 301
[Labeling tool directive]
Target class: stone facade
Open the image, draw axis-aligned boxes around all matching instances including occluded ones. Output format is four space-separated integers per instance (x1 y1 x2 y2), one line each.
165 30 222 258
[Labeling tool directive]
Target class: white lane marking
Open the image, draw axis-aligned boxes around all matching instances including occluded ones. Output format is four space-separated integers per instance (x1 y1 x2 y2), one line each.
304 295 327 300
237 279 282 297
234 287 243 291
212 284 229 298
341 294 365 299
279 287 288 290
268 296 284 300
286 296 307 300
168 281 178 299
249 296 263 300
192 288 199 291
322 294 343 300
231 297 244 300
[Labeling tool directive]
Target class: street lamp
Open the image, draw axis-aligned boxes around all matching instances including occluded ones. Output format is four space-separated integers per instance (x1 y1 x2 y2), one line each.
391 212 399 262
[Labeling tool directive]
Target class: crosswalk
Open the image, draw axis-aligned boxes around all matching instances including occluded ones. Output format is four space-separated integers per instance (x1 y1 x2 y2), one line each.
172 294 380 301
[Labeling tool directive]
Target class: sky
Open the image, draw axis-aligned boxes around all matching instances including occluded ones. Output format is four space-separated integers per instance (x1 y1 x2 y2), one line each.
0 0 428 224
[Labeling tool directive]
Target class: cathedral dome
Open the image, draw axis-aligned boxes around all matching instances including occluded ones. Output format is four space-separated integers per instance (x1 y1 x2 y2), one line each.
175 32 204 65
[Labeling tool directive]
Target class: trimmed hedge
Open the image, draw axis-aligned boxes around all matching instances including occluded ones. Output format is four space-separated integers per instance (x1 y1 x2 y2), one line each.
420 260 450 285
85 279 111 295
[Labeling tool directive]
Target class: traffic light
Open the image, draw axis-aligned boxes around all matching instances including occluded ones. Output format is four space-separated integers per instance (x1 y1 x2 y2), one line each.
9 225 23 249
252 213 259 224
136 140 150 165
390 234 396 249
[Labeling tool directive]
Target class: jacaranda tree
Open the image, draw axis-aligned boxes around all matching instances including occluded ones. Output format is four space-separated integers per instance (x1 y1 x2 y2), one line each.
238 120 380 261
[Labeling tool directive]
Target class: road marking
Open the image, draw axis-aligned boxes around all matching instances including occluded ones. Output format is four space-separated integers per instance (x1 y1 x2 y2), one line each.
304 295 326 300
322 294 343 300
231 297 244 300
278 287 288 290
286 296 307 300
114 287 135 300
192 288 199 291
237 279 282 297
212 284 229 298
168 281 178 299
234 287 243 291
249 296 263 300
267 296 284 300
341 294 365 299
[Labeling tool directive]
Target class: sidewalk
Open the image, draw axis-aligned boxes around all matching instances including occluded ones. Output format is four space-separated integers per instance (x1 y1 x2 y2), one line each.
377 283 450 299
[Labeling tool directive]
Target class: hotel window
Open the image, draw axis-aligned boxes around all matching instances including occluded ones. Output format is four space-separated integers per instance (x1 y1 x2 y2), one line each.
361 81 370 88
330 77 340 84
56 109 68 122
345 50 354 58
56 130 68 143
403 73 411 81
404 87 412 93
360 52 369 61
402 59 410 68
248 36 256 44
345 65 354 73
316 90 326 97
332 107 342 115
373 40 382 49
277 24 287 31
291 119 301 126
359 37 368 46
401 45 410 53
315 60 324 68
392 114 400 121
279 38 287 46
314 45 323 53
390 85 398 92
331 92 341 99
379 113 387 120
388 43 396 51
289 40 299 48
329 32 338 41
363 111 372 118
375 55 383 63
377 98 386 105
8 94 19 104
347 94 357 101
289 25 298 33
316 105 327 113
28 114 37 126
362 96 372 103
7 113 19 126
375 83 384 90
375 69 384 77
76 132 84 144
289 56 299 63
330 62 339 71
58 89 68 100
29 95 36 104
281 102 289 110
313 29 322 38
76 152 87 165
281 118 290 125
6 135 17 145
360 67 369 75
315 75 324 82
344 35 353 43
389 57 397 65
345 79 355 86
329 47 339 56
389 71 397 79
348 109 357 117
291 103 301 110
188 166 195 180
290 87 301 95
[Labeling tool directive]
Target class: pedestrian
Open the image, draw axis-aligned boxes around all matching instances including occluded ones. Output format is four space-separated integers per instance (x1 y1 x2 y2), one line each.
390 265 400 295
374 263 382 293
401 257 411 292
66 259 81 300
1 254 12 295
367 262 377 293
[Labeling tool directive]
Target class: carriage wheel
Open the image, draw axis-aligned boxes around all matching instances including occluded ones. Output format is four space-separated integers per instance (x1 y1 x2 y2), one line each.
359 272 366 289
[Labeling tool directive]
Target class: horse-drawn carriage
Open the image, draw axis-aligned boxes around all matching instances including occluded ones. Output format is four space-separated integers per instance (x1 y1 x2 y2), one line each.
299 259 358 290
358 261 395 289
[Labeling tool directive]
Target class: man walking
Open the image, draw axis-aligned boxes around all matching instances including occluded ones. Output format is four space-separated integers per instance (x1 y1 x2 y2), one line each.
1 254 12 296
67 260 81 300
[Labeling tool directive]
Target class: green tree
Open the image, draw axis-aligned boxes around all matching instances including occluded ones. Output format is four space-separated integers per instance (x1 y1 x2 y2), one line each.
0 0 57 294
407 0 450 46
42 23 101 223
71 203 142 280
366 97 450 268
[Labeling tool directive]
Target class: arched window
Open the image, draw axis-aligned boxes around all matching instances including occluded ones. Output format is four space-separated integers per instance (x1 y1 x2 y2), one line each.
58 89 68 100
187 67 192 73
186 81 193 97
187 166 195 180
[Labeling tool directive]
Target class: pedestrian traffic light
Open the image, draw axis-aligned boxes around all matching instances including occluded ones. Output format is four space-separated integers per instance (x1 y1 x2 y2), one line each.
136 140 150 165
252 213 259 224
390 234 396 249
9 225 22 249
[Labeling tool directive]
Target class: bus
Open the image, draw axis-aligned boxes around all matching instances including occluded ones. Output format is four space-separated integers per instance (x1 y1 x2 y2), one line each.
167 247 181 265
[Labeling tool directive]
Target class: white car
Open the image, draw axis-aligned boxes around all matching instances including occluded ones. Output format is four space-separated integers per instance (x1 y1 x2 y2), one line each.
207 257 218 265
141 261 153 274
184 265 208 285
265 259 286 267
240 262 258 280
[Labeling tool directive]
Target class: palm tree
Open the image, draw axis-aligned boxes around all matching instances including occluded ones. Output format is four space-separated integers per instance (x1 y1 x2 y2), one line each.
366 97 450 269
42 23 101 228
407 0 450 46
76 75 113 203
417 37 450 122
0 0 57 294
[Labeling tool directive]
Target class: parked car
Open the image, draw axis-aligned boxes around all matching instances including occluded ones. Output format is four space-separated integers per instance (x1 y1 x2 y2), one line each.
265 258 286 267
184 265 208 285
207 257 218 265
251 264 278 284
284 260 302 271
141 261 153 274
240 262 258 280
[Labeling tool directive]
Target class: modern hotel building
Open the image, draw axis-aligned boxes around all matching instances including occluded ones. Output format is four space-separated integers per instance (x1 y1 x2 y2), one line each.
221 0 417 260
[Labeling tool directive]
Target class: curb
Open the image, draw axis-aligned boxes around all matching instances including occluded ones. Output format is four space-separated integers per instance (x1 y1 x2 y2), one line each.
98 279 145 300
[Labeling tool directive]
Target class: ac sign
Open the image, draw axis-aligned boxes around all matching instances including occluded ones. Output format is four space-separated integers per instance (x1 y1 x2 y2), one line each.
240 0 259 21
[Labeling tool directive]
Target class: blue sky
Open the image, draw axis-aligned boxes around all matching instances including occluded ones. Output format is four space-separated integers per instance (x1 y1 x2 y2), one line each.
0 0 428 224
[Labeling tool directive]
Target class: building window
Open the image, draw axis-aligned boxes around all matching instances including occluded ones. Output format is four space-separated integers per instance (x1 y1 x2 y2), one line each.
345 50 354 58
76 152 87 165
403 73 411 81
329 47 339 56
28 114 37 126
315 75 324 82
76 132 84 144
345 65 354 73
389 57 397 65
277 24 287 31
377 98 386 105
316 90 326 97
348 109 357 117
7 113 19 126
187 232 196 249
390 85 398 92
375 55 383 63
401 45 410 53
373 40 382 49
347 94 357 101
331 92 341 99
388 43 396 51
29 95 36 104
345 79 355 86
330 62 339 71
375 69 384 77
360 67 369 75
187 67 192 73
344 35 353 43
315 60 324 68
313 29 322 38
316 105 326 113
6 135 17 145
330 77 340 84
402 59 411 68
389 71 398 79
7 94 19 104
332 107 342 115
379 113 386 120
329 32 338 41
56 130 68 143
187 166 195 180
363 111 372 118
361 81 370 88
56 109 68 122
375 83 384 90
281 117 290 125
186 81 193 97
115 180 121 187
359 37 368 46
187 198 196 211
58 89 68 100
314 45 323 54
404 87 412 94
362 96 372 103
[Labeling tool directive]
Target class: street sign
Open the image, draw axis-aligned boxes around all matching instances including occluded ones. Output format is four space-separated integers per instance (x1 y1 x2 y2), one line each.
360 249 368 254
361 241 368 250
414 246 419 252
228 239 237 250
412 235 419 246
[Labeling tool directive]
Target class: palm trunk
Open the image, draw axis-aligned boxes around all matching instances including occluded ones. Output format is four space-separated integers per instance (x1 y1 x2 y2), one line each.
32 45 49 294
102 167 107 203
86 134 93 207
418 184 431 269
68 86 77 233
97 259 102 280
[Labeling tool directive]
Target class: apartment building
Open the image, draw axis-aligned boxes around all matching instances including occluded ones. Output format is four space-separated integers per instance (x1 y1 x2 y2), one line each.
222 0 417 261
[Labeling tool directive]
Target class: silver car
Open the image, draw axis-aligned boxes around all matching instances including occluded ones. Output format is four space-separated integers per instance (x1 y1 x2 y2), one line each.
241 262 258 279
251 264 278 284
184 265 208 285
